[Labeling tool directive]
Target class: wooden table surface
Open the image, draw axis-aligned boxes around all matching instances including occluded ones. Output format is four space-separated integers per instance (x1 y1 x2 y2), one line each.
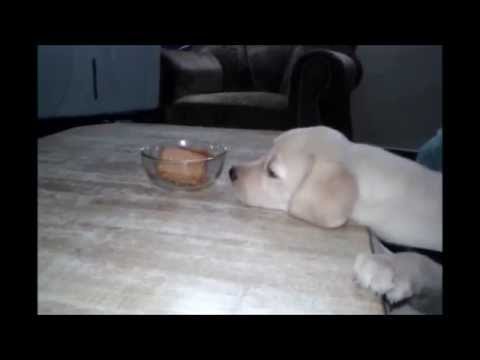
38 122 383 314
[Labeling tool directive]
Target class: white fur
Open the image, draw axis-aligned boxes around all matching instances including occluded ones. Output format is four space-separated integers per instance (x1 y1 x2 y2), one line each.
230 126 442 311
232 126 442 252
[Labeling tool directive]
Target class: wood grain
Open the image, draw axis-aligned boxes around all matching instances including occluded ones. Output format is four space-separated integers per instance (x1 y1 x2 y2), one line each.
38 122 383 314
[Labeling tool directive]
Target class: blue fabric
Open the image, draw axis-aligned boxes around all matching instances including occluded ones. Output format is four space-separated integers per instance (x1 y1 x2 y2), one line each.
416 129 442 172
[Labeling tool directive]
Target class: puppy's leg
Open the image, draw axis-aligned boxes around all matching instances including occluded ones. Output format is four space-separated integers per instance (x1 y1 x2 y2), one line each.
353 252 442 314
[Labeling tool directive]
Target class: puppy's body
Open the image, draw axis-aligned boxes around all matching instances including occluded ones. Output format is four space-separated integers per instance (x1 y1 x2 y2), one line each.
349 143 442 251
232 126 441 252
230 126 442 313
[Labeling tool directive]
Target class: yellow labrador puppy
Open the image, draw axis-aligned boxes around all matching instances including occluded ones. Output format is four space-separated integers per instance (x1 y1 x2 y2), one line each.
229 126 442 314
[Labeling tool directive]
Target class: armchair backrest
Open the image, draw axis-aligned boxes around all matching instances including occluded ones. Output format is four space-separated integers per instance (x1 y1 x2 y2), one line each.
193 45 253 91
279 45 357 95
245 45 295 92
190 45 357 94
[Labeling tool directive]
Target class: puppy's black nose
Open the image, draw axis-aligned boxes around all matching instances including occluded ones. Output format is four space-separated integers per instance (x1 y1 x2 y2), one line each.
229 167 238 182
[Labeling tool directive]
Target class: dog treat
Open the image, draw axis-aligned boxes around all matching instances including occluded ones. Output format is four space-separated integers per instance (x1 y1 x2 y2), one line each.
157 147 209 185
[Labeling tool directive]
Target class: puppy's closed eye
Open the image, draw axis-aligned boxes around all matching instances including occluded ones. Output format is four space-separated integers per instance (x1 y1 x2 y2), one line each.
265 154 286 180
267 165 278 179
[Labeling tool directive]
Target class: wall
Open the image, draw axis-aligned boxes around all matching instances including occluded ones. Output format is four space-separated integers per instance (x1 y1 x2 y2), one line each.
351 45 442 150
38 46 161 119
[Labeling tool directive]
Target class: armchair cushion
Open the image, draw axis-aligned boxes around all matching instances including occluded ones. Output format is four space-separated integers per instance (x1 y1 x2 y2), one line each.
169 92 291 129
175 91 288 111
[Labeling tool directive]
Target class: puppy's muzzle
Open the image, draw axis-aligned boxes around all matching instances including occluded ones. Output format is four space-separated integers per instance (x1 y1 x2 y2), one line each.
229 166 238 182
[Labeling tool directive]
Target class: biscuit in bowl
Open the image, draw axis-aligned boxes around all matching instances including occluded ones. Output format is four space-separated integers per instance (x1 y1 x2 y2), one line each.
157 147 209 186
141 140 228 191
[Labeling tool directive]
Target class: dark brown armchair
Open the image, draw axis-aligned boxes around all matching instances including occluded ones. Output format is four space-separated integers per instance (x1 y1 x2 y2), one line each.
160 45 362 139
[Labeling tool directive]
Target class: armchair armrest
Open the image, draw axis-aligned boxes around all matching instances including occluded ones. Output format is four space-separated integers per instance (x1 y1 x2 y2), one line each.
287 49 363 139
160 49 223 105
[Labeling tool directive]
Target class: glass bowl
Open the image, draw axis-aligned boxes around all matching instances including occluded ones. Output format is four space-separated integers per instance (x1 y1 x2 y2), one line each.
140 139 229 191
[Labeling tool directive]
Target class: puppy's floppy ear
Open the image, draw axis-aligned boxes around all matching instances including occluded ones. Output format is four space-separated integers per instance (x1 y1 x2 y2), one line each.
288 156 358 228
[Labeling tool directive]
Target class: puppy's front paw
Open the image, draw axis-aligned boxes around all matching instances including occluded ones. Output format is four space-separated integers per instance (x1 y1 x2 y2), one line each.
353 253 413 304
354 253 395 295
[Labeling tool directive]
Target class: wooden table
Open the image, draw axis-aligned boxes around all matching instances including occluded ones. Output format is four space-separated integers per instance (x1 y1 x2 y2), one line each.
38 122 383 314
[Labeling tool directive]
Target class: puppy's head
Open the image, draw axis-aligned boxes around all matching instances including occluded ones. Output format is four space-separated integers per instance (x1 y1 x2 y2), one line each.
229 126 358 228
